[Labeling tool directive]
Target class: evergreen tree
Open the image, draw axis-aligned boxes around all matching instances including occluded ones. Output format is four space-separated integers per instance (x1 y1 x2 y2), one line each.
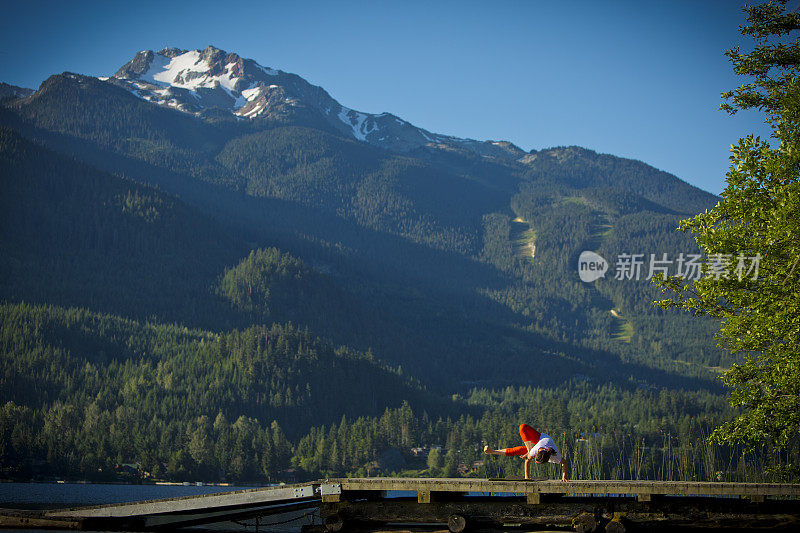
656 0 800 474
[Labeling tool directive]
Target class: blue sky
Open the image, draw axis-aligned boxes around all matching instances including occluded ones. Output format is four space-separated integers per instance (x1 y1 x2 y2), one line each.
0 0 775 194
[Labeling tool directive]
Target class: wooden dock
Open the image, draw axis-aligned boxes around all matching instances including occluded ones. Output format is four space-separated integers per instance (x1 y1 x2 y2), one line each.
318 477 800 532
13 483 322 531
1 478 798 531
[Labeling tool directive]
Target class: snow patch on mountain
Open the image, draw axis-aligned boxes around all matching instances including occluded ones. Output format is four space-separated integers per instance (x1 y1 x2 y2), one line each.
241 86 261 101
339 107 376 141
145 53 183 86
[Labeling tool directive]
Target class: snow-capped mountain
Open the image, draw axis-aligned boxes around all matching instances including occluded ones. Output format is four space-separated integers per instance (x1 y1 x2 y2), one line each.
107 45 524 160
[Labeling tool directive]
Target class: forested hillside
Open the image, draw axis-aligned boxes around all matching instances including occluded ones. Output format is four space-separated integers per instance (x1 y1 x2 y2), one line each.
0 54 746 482
0 126 244 327
0 302 450 480
3 301 786 483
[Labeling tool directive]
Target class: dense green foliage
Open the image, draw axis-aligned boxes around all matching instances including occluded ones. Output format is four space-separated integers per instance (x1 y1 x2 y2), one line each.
293 384 796 482
3 298 790 483
218 247 326 315
0 302 444 480
216 126 499 253
0 126 245 328
520 147 714 216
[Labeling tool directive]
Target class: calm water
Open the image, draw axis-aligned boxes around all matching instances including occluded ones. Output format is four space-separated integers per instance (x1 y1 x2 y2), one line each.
0 482 258 509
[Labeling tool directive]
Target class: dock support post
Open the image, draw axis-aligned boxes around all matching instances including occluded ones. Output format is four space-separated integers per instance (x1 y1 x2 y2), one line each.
418 490 432 504
321 483 342 503
526 492 541 504
447 514 467 533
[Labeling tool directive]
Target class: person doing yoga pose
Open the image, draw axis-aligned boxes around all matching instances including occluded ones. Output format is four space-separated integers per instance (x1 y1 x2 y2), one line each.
484 424 569 481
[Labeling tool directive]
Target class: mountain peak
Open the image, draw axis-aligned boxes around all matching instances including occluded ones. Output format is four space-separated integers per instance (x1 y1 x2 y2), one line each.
104 46 524 160
110 45 285 114
158 47 188 58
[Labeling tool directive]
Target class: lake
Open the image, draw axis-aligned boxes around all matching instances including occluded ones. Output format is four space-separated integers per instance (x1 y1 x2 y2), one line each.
0 481 258 509
0 482 318 532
